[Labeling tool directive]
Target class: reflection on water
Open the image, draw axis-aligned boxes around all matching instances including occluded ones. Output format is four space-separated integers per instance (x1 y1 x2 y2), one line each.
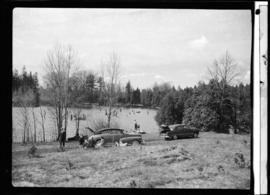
12 106 158 143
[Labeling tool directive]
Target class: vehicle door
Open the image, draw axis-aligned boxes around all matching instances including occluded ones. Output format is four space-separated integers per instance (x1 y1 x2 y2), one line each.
181 126 191 137
175 126 184 137
184 126 194 137
111 129 123 143
99 130 113 144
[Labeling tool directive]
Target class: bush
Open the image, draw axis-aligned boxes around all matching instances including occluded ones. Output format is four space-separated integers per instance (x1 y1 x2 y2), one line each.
183 104 218 131
155 91 184 125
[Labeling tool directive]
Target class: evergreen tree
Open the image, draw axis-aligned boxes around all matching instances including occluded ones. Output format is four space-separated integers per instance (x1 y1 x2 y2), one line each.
125 81 132 105
155 91 184 125
131 88 141 105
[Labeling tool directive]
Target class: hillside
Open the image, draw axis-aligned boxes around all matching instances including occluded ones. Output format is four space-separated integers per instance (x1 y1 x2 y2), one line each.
12 132 250 188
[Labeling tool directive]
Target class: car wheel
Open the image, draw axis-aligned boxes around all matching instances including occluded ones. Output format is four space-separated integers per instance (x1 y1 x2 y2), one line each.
132 140 140 146
94 138 104 148
173 135 178 140
194 133 198 138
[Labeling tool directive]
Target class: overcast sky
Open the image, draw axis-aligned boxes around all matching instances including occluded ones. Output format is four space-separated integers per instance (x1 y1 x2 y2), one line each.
13 8 252 89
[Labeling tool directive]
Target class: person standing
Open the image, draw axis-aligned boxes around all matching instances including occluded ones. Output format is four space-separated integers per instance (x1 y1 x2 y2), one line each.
134 120 137 131
59 127 66 151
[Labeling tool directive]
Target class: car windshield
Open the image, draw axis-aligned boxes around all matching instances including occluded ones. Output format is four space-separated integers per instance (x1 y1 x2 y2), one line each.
169 124 185 131
112 130 123 134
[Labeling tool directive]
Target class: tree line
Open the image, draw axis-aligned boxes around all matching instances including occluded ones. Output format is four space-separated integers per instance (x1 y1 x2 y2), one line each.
12 45 252 143
156 51 251 134
155 80 251 134
12 66 40 107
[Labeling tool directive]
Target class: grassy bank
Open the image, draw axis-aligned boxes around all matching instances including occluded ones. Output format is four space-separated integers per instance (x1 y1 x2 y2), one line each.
12 132 250 188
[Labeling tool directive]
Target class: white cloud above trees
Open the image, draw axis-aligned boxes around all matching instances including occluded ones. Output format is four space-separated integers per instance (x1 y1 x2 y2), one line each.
189 36 209 49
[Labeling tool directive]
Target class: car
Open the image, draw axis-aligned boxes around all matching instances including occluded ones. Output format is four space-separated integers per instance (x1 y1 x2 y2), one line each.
159 124 171 134
84 128 144 147
160 124 199 140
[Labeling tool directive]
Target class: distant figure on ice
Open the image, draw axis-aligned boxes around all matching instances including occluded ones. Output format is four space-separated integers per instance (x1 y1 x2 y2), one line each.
134 120 138 131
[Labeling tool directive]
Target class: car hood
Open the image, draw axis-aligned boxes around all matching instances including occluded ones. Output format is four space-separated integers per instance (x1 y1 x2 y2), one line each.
85 127 95 133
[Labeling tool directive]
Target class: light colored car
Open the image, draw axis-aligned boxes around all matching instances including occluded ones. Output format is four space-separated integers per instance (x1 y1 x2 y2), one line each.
89 128 144 147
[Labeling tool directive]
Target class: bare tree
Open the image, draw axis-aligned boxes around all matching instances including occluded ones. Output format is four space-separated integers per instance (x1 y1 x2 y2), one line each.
31 107 37 142
14 89 34 144
73 108 83 137
208 50 239 87
69 70 90 138
103 52 121 128
47 106 59 141
208 50 240 132
18 105 30 143
37 107 46 142
43 44 78 139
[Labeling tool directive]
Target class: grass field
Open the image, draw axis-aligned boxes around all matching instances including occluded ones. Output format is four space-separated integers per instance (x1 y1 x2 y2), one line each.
12 132 250 188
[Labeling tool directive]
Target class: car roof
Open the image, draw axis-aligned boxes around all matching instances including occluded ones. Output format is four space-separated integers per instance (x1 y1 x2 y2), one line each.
96 128 124 133
169 124 185 129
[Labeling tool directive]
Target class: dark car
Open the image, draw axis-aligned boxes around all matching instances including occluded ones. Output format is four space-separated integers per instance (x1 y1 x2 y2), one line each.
84 128 144 147
159 124 171 134
160 124 199 140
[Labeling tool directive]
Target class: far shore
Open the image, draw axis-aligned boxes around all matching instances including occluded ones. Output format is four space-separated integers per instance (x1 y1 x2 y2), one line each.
12 103 160 110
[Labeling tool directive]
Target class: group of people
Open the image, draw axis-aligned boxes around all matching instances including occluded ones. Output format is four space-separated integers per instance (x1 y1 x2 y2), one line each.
70 113 86 121
105 110 119 117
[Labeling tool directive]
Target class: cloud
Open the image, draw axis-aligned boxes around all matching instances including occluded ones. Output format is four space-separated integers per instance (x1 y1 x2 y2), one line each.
154 74 165 80
189 35 208 49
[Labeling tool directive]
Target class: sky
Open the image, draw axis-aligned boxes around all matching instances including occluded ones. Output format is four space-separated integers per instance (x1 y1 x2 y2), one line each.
13 8 252 89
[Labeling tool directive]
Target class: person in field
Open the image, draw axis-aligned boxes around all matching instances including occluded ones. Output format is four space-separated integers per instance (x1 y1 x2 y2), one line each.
134 120 138 131
59 127 66 151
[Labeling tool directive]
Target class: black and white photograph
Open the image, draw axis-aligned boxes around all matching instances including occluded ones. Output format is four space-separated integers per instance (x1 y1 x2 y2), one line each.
12 7 253 189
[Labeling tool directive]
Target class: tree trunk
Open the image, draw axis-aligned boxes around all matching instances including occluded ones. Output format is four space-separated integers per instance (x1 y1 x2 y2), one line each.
40 109 46 142
75 116 80 137
57 104 62 141
64 107 68 132
32 108 37 143
107 99 112 128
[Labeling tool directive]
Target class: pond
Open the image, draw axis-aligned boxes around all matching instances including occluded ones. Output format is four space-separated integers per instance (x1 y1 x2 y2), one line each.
12 106 159 143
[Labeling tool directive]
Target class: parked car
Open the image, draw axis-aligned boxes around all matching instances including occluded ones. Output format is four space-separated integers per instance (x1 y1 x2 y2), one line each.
83 128 144 148
160 124 199 140
159 124 171 134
